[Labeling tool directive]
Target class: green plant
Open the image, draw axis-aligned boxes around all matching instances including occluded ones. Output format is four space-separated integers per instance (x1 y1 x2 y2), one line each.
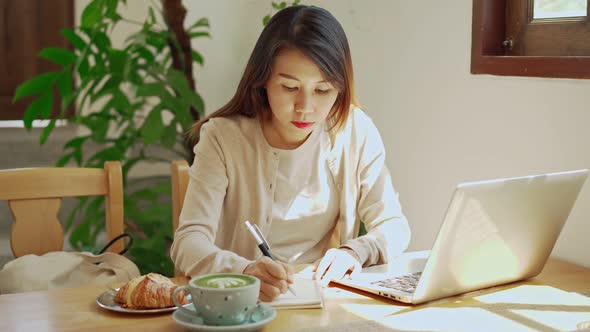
12 0 209 276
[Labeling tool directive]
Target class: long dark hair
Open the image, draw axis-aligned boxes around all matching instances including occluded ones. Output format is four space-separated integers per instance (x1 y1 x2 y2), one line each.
191 5 358 140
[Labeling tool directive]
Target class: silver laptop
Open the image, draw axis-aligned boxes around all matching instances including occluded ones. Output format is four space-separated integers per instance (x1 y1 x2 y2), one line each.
333 169 588 304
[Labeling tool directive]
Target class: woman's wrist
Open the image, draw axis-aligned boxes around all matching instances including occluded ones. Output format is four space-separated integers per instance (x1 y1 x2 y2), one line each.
338 246 362 265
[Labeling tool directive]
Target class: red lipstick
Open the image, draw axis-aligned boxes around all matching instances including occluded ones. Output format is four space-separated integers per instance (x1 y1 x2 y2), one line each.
291 121 313 129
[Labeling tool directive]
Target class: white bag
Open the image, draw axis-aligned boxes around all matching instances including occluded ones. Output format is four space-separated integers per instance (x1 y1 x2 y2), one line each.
0 251 140 294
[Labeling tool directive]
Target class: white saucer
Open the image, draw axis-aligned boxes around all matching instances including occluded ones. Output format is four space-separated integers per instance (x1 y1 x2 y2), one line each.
96 288 191 314
172 303 276 332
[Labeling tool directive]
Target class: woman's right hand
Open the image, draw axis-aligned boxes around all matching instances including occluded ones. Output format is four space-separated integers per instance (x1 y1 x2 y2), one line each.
243 256 294 302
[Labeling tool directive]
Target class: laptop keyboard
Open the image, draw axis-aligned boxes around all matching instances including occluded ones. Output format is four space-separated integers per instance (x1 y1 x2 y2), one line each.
370 272 422 293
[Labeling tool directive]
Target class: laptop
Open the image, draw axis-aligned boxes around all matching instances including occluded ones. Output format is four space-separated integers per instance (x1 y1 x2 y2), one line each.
333 169 588 304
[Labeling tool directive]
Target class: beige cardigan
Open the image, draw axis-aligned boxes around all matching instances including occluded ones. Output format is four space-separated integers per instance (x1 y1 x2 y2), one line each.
170 108 411 277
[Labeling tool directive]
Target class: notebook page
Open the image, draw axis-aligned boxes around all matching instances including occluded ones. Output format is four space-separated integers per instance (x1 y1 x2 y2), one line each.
266 276 323 309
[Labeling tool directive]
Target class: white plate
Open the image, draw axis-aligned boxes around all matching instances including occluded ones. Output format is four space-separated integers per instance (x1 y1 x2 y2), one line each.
96 288 190 314
172 303 276 332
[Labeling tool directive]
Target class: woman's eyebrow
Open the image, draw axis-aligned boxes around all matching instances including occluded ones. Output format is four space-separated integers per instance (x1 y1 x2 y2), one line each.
278 73 327 83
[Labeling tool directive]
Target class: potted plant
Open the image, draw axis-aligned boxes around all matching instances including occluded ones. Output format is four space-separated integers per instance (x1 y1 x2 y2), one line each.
12 0 209 276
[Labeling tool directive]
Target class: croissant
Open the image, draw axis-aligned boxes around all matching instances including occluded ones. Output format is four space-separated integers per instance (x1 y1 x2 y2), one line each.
115 273 189 309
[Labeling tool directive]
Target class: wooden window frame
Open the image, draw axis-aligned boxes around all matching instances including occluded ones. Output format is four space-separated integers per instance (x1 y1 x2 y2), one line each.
507 0 590 56
471 0 590 79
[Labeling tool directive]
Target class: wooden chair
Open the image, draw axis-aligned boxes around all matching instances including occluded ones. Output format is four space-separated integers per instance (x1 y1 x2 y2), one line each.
0 161 124 257
171 160 190 276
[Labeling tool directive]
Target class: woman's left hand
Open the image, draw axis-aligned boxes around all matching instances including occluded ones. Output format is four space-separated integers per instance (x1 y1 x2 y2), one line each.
313 248 362 287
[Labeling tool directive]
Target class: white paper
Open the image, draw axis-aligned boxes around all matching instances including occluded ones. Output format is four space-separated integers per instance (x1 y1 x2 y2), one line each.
265 276 323 309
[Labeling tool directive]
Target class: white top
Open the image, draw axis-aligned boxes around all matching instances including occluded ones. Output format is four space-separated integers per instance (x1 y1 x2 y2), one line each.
171 107 411 276
265 123 339 264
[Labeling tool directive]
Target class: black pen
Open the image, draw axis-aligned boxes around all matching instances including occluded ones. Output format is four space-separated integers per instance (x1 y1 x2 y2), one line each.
244 220 296 296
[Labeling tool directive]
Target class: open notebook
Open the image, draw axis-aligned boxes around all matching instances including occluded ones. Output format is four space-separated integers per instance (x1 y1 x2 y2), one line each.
265 276 323 309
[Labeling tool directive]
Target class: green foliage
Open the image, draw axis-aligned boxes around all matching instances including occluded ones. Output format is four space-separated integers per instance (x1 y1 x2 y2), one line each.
263 0 302 26
13 0 210 276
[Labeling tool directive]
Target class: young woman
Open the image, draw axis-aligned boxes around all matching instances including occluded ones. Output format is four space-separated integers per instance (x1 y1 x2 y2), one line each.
171 5 411 302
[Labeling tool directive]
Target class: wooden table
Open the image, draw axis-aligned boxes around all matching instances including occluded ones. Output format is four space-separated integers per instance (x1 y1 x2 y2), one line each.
1 258 589 332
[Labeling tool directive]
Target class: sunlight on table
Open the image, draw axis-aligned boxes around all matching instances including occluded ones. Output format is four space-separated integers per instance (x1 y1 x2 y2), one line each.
379 307 534 332
512 309 590 332
475 285 590 331
338 303 407 321
334 284 590 332
475 285 590 306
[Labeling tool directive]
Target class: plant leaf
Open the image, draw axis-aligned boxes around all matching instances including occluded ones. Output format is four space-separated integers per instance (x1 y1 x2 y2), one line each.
81 113 112 143
126 31 146 45
141 106 165 145
39 47 77 67
144 30 168 51
73 146 83 165
13 72 60 102
77 78 102 112
102 89 131 116
189 17 209 30
148 7 156 25
132 46 155 63
81 0 105 28
263 15 271 26
40 119 57 145
162 121 177 149
90 77 120 103
167 69 191 95
60 93 74 114
62 28 87 51
104 0 120 23
137 82 167 97
77 58 90 78
88 146 124 165
56 72 73 99
88 59 108 78
64 136 89 150
108 49 127 75
191 50 204 65
23 92 53 128
63 136 87 165
189 91 205 116
173 105 192 130
93 30 112 53
56 153 73 167
189 31 210 39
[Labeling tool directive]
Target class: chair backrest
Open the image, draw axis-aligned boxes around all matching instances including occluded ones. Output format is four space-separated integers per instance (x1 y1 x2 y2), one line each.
0 161 124 257
171 160 189 277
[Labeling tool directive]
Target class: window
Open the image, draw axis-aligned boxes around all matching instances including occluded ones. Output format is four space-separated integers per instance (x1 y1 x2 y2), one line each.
471 0 590 79
533 0 587 19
